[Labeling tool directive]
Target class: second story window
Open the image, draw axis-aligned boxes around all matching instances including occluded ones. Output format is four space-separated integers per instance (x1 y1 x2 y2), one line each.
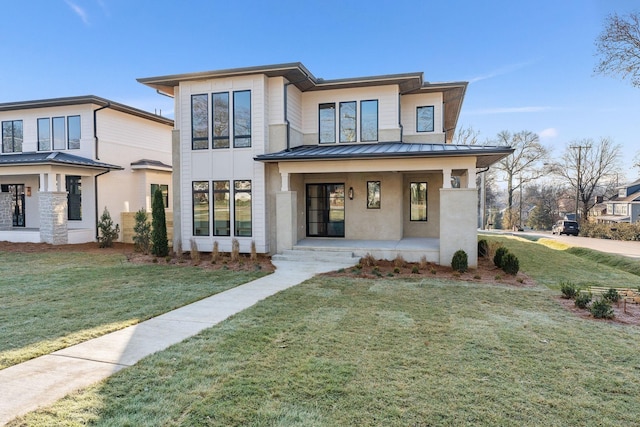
67 116 81 149
233 90 251 148
38 118 51 151
37 115 82 151
212 92 229 148
2 120 23 153
53 117 66 150
417 106 434 132
191 94 209 150
361 100 378 142
339 101 357 143
319 103 336 144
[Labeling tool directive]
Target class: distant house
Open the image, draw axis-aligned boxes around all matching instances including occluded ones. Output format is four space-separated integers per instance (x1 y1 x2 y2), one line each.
0 96 173 244
138 63 513 267
597 178 640 224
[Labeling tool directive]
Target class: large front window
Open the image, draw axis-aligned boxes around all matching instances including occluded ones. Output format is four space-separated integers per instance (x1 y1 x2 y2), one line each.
234 180 252 236
319 103 336 144
2 120 23 153
66 176 82 220
192 94 209 150
192 181 210 236
212 92 229 149
410 182 428 221
233 91 251 148
213 181 230 236
339 101 357 143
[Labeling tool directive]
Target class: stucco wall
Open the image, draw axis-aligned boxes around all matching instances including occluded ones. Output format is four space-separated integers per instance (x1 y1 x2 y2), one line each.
439 188 478 267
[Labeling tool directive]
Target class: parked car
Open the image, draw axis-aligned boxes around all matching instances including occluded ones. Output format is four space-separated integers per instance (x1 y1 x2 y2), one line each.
552 220 579 236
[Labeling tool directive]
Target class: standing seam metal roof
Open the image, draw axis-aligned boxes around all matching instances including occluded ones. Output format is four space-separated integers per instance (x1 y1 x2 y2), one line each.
0 152 123 170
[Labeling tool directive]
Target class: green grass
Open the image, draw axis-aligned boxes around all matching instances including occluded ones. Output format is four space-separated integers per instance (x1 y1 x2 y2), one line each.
9 237 640 426
0 250 266 369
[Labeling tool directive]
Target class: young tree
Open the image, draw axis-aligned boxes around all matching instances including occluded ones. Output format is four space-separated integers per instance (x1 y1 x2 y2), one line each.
97 207 119 248
491 130 549 229
151 188 169 257
132 208 151 254
595 12 640 87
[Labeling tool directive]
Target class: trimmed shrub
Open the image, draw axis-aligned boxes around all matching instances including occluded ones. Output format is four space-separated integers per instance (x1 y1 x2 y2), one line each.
502 253 520 275
451 249 468 273
493 247 509 268
231 238 240 263
575 292 592 309
560 282 579 299
602 288 620 303
132 208 151 254
478 239 489 258
151 188 169 257
590 298 614 319
97 207 119 248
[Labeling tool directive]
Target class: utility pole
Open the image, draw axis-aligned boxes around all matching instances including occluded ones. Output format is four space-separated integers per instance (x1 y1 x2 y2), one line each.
570 144 590 223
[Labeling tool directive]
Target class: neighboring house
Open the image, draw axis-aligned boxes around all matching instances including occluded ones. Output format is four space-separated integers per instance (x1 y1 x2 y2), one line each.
597 178 640 224
138 63 512 267
0 96 173 244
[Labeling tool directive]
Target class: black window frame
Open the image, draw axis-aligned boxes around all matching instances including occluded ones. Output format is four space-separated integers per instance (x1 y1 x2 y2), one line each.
38 118 51 151
233 90 251 148
360 100 378 142
212 92 230 149
319 103 336 144
67 115 81 149
52 116 66 150
416 106 435 133
367 181 381 209
2 120 23 153
192 181 210 236
339 101 357 143
191 94 209 150
233 180 252 237
410 181 428 221
66 175 82 220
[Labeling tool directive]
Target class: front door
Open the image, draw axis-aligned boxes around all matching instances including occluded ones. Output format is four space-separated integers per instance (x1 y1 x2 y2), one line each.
306 183 345 237
1 184 25 227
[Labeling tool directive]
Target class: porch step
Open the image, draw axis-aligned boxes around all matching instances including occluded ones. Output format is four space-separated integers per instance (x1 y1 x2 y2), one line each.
272 248 360 265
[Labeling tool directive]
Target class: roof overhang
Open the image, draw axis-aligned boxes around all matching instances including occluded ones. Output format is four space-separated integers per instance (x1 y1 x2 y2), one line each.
255 143 513 169
131 159 172 172
0 152 123 171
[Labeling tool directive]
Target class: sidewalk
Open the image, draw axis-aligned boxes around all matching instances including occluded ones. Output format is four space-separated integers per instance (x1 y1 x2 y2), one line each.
0 259 353 425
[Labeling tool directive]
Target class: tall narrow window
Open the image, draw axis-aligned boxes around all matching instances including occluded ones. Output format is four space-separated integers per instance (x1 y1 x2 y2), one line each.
66 176 82 220
361 100 378 142
410 182 428 221
213 181 230 236
234 180 252 236
212 92 230 148
2 120 23 153
339 101 356 143
38 118 51 151
319 103 335 144
150 184 169 208
191 94 209 150
233 90 251 148
417 106 434 132
67 115 81 149
192 181 210 236
53 117 65 150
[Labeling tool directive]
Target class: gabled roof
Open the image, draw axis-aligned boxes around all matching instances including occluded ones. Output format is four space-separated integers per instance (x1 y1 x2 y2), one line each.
255 142 514 169
0 95 173 127
0 152 123 171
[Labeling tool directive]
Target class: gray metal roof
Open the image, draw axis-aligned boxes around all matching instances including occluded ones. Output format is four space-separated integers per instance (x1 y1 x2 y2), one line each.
131 158 172 170
0 152 123 170
255 143 513 168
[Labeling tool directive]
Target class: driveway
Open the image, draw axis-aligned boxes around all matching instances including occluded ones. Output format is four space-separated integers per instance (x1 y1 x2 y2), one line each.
481 230 640 259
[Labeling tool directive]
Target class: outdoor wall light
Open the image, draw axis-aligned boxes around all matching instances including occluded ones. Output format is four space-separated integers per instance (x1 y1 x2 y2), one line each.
26 187 31 197
348 187 354 200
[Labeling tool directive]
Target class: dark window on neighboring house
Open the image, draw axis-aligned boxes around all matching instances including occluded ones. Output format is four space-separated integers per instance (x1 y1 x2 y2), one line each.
213 180 230 236
2 120 23 153
212 92 230 148
233 90 251 148
234 180 252 236
151 184 169 208
360 100 378 142
410 182 427 221
192 181 210 236
66 176 82 220
67 115 81 149
192 94 209 150
319 103 336 144
416 106 434 132
339 101 357 143
38 118 51 151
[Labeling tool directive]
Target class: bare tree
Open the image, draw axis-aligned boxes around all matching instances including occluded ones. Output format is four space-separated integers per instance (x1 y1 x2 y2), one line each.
634 151 640 174
552 138 621 222
492 130 549 228
595 12 640 87
453 125 482 145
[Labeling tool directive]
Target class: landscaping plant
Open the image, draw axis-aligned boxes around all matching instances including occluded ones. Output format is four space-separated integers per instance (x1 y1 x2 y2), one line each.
590 298 615 319
493 246 509 268
501 253 520 275
151 188 169 257
560 281 579 299
97 207 119 248
132 208 151 254
575 292 592 309
451 249 468 273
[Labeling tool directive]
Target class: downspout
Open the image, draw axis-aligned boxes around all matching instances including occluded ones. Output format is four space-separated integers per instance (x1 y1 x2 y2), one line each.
94 169 111 240
93 102 110 160
398 94 403 141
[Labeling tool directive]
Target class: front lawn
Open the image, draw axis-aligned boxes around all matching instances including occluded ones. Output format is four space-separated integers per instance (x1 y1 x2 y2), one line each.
0 249 267 369
10 237 640 426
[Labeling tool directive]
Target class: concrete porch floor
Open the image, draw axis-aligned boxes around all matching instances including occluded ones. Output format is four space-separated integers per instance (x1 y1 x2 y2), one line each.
294 237 440 263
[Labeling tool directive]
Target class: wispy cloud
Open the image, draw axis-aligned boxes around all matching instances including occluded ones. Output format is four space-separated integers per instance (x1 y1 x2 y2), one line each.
539 128 558 139
468 59 538 84
65 0 89 25
465 106 553 115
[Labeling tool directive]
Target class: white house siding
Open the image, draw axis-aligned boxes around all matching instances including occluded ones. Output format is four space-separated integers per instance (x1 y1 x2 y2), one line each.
400 92 445 143
177 75 268 253
300 86 400 144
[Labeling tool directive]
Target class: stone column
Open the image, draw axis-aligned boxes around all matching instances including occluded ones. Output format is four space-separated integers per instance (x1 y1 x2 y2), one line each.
0 192 12 230
39 192 68 244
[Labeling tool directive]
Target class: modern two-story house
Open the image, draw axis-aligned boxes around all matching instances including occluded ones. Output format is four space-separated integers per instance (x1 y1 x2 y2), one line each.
597 178 640 224
138 63 512 267
0 96 173 244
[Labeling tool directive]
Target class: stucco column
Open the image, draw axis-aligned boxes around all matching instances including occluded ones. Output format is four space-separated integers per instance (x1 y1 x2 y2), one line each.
442 168 452 188
439 188 477 268
0 192 12 230
276 191 297 253
39 192 68 244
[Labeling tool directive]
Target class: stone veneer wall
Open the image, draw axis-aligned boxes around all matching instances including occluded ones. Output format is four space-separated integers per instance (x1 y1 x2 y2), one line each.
0 193 11 230
39 192 68 244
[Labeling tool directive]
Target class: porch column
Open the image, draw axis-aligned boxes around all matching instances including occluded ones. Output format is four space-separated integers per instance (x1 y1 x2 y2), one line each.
280 172 290 191
0 192 11 230
39 192 68 244
439 188 477 268
276 191 297 253
442 168 452 188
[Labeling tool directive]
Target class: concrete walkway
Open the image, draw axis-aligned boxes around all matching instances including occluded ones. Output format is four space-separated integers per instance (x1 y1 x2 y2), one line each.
0 259 354 426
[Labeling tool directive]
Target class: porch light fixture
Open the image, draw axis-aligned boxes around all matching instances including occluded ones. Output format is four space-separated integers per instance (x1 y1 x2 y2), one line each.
348 187 354 200
26 187 31 197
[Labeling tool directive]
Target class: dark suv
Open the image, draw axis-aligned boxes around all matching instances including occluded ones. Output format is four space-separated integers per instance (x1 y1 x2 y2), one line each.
552 220 579 236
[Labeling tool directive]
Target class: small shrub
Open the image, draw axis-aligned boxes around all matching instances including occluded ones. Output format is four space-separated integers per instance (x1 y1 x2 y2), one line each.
164 255 171 263
473 274 481 280
354 263 363 269
478 239 489 258
360 253 377 267
453 272 461 278
393 267 401 274
411 266 420 274
387 272 394 277
590 298 614 319
250 240 258 262
419 255 428 270
560 282 579 299
494 274 502 280
231 238 240 263
97 207 120 248
393 254 406 268
487 241 504 259
493 247 509 269
151 188 169 257
132 208 151 254
372 266 381 276
211 241 219 264
451 250 468 273
575 292 592 309
190 239 200 265
517 277 524 284
502 253 520 275
430 267 436 275
602 288 620 303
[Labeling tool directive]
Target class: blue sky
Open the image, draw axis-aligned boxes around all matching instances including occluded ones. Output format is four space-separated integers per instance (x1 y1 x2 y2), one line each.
2 0 639 176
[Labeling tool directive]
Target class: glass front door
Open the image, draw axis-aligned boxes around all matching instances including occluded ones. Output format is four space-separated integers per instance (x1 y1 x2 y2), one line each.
1 184 25 227
306 183 345 237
